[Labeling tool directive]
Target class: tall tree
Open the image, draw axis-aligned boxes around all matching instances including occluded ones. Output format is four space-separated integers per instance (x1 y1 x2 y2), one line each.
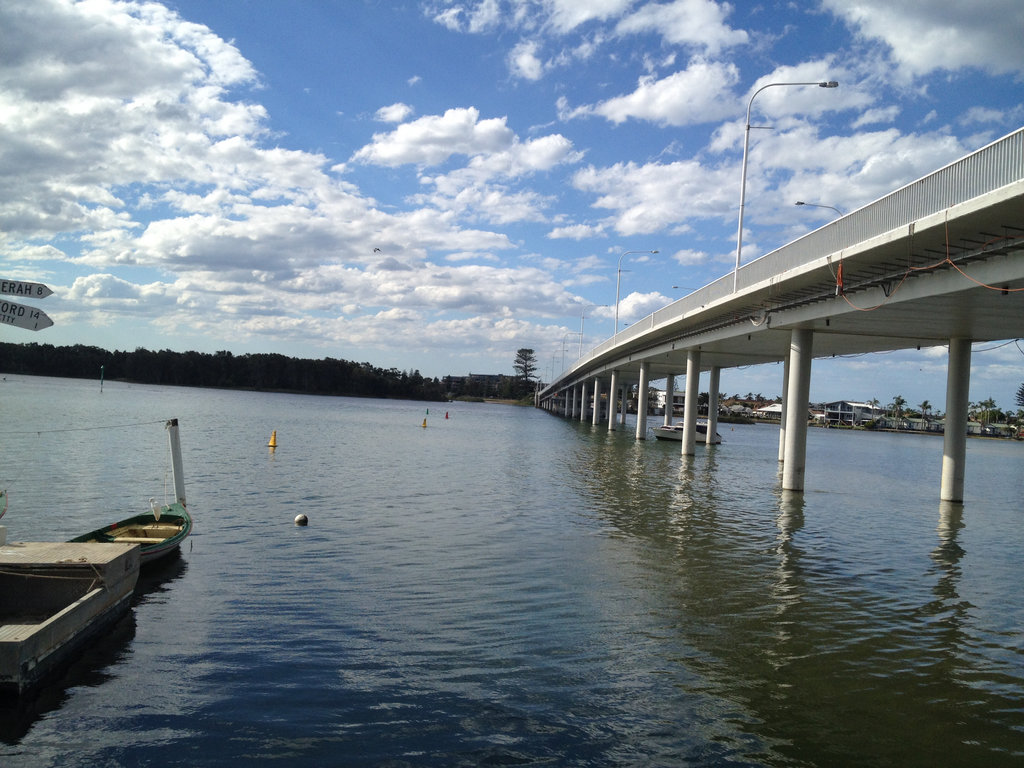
890 394 906 418
976 397 998 425
513 348 537 383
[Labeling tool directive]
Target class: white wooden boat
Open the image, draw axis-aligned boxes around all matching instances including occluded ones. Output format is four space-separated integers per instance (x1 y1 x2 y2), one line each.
70 419 191 567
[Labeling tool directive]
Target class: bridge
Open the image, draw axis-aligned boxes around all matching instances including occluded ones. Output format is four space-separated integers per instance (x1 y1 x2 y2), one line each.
538 127 1024 502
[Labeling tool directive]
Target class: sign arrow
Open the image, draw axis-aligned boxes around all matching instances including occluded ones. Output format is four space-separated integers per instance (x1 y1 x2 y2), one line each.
0 279 53 299
0 299 54 331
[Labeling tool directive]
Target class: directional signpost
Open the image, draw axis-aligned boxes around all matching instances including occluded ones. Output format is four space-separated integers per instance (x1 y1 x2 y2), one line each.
0 280 53 300
0 279 54 332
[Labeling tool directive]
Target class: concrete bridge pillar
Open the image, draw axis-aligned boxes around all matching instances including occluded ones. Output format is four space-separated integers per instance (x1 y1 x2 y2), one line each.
707 366 721 445
941 338 972 502
782 328 813 491
635 362 650 440
681 350 701 455
592 378 602 426
578 383 588 422
663 374 675 426
778 355 790 462
607 370 619 431
619 380 628 426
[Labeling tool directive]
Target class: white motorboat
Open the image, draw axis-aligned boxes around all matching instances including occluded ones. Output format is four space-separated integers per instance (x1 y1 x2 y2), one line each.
652 420 722 444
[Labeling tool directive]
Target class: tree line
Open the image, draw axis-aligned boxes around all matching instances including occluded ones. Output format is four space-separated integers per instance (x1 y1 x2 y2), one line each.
0 342 448 401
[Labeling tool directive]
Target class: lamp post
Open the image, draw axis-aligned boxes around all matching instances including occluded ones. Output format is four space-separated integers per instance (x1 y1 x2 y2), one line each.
614 249 658 336
795 200 843 216
733 80 838 292
578 304 607 357
561 331 581 369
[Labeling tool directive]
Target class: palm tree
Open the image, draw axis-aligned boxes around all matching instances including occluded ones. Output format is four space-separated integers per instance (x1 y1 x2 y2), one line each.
976 397 997 425
890 394 906 419
919 400 932 421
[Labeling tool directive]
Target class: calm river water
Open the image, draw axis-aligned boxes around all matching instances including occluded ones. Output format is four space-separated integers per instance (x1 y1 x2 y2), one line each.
1 375 1022 766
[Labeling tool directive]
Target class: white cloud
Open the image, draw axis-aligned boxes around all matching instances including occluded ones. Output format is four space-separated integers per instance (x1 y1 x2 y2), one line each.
547 223 605 240
616 290 672 324
375 103 415 122
852 106 900 129
406 130 582 225
541 0 635 33
0 0 269 243
671 248 709 266
573 159 738 235
509 39 545 80
66 273 148 301
351 107 515 166
563 58 740 126
960 106 1008 126
616 0 748 55
772 128 970 215
824 0 1024 77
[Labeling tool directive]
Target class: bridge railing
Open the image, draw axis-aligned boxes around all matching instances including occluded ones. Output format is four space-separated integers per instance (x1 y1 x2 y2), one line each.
560 127 1024 389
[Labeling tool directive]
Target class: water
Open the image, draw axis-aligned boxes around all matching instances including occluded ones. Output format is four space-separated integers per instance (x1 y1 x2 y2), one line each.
1 375 1022 766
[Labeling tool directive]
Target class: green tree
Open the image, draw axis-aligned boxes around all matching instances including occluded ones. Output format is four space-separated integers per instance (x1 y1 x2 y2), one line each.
975 397 998 425
513 348 537 383
889 394 906 418
918 400 932 420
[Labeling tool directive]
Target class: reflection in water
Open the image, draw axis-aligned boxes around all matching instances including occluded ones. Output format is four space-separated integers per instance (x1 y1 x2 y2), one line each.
0 614 137 745
932 500 965 586
559 423 1024 766
766 490 806 669
133 549 189 607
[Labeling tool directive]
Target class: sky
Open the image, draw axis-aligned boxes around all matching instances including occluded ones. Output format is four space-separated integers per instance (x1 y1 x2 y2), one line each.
1 0 1023 410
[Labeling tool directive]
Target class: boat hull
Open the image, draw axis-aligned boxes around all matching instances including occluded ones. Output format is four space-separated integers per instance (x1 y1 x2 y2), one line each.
70 503 192 566
652 422 722 444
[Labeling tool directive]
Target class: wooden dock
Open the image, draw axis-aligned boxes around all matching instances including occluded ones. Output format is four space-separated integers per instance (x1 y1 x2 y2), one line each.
0 541 140 695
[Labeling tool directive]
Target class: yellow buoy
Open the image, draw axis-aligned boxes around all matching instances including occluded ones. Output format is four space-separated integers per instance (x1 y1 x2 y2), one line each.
421 418 427 428
268 430 278 448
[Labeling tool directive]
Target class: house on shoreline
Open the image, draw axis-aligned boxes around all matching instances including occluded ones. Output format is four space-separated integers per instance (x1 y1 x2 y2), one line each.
823 400 886 426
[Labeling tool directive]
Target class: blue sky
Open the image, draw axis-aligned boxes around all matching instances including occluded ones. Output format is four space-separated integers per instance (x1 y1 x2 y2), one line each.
2 0 1023 410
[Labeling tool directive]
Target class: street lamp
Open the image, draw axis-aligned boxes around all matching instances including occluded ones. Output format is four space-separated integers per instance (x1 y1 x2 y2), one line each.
614 249 658 336
561 331 581 369
578 304 607 356
795 200 843 216
733 80 838 292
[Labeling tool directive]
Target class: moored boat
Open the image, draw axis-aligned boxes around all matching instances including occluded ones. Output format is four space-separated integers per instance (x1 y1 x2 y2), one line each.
70 502 191 565
70 419 192 566
652 420 723 444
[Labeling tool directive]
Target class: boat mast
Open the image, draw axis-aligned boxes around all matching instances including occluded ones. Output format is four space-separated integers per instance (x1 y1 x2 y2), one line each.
165 419 187 507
